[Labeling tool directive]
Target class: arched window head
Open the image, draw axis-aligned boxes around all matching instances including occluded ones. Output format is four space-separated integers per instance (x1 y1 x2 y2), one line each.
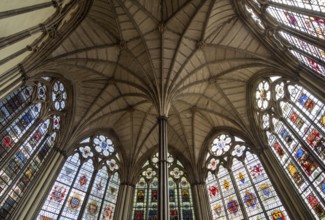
254 76 325 219
38 134 120 220
206 133 288 220
243 0 325 77
0 77 68 219
133 152 195 220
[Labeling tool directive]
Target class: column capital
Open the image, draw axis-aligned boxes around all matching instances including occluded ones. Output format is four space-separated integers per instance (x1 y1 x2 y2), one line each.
120 182 135 187
191 182 206 186
157 115 168 121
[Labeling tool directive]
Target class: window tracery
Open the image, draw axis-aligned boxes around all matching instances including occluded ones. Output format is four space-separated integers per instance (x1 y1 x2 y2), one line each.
0 77 67 219
244 0 325 77
254 77 325 219
38 135 120 220
133 153 195 220
206 133 288 220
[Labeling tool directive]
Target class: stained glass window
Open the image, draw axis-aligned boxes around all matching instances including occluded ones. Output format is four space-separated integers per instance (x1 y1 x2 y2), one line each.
0 78 67 219
269 0 325 12
38 135 120 220
254 77 325 219
206 133 288 220
133 153 195 220
245 0 325 77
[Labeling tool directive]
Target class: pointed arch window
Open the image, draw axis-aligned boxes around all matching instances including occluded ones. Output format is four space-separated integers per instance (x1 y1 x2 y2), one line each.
244 0 325 77
206 133 288 219
0 77 67 219
38 135 120 220
254 77 325 219
133 153 195 220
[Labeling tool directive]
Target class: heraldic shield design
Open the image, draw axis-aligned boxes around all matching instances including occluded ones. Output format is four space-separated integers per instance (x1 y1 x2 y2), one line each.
243 191 257 208
68 194 81 210
79 174 87 187
50 185 66 203
213 204 222 216
260 183 272 200
271 209 285 220
87 200 99 217
208 185 218 198
102 204 113 220
227 198 239 214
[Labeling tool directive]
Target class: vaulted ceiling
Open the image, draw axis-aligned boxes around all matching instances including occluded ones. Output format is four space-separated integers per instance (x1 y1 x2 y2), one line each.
1 0 298 169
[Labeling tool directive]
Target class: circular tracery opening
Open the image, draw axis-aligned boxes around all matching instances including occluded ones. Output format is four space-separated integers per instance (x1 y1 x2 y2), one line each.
52 81 67 111
256 80 271 110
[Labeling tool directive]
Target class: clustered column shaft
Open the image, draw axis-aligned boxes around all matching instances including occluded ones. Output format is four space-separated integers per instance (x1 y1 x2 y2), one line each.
158 116 169 220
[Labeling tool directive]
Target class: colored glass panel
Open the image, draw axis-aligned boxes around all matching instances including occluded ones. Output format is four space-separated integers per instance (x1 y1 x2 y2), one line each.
256 78 325 219
0 78 66 219
133 153 195 220
0 87 32 129
267 7 325 40
279 31 325 63
269 0 325 13
206 134 288 220
38 135 120 220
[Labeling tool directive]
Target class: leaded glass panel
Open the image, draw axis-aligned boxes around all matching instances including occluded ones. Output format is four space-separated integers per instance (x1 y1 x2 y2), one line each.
206 133 289 220
133 153 195 220
255 77 325 219
0 77 67 219
245 0 325 76
38 135 120 220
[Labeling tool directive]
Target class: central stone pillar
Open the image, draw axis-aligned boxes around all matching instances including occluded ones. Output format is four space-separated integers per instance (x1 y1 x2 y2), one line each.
158 116 169 220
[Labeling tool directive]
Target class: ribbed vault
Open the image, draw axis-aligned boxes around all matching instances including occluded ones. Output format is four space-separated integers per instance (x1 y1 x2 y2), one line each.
18 0 296 168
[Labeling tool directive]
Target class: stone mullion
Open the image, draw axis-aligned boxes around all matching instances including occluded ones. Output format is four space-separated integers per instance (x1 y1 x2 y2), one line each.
273 125 325 206
145 182 150 219
57 161 83 217
0 117 43 171
78 169 99 219
260 148 313 219
288 99 325 137
242 162 268 216
280 117 325 173
215 175 230 220
0 101 31 134
290 44 325 67
279 25 325 51
97 175 111 220
272 128 312 179
267 2 325 20
13 148 65 219
228 169 249 219
176 181 181 219
0 132 49 205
